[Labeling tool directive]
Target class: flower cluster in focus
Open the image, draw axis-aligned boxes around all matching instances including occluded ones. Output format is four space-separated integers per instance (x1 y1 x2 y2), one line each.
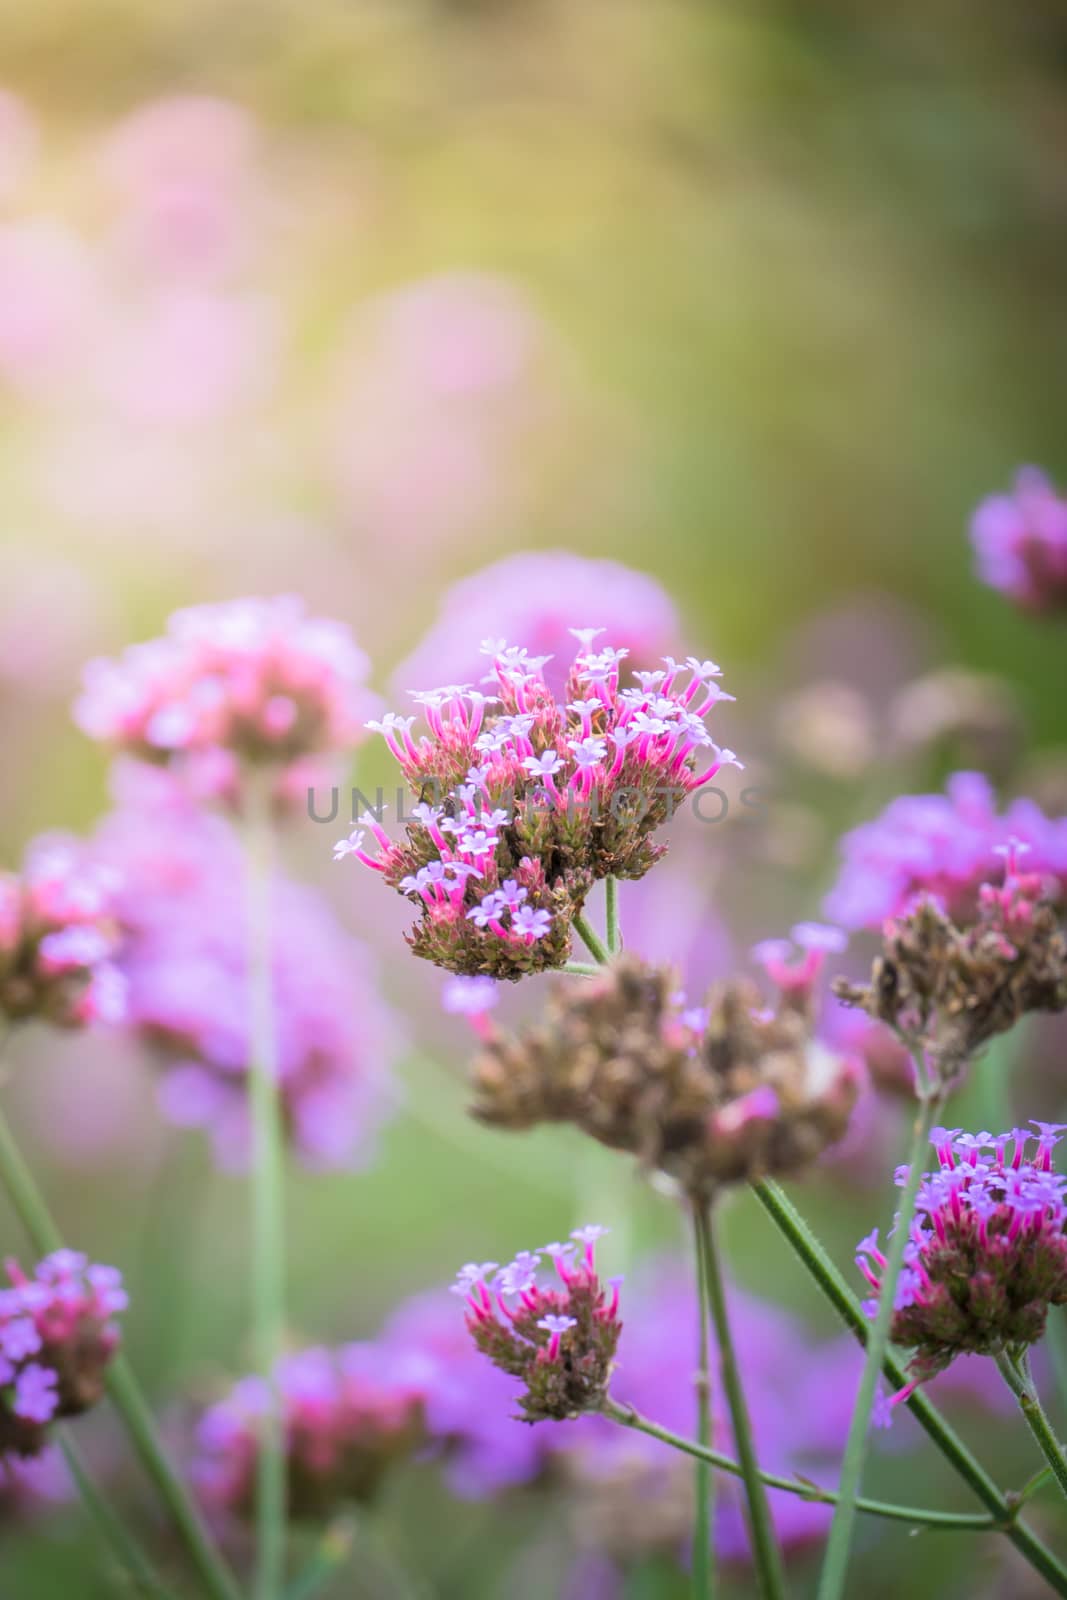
340 635 737 978
75 596 374 810
455 1227 622 1423
859 1123 1067 1404
470 943 859 1197
0 838 125 1028
1 1251 126 1458
835 842 1067 1083
971 467 1067 614
192 1343 426 1522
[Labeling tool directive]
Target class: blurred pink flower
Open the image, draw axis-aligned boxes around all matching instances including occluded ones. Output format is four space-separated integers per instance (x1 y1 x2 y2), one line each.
0 220 99 395
98 95 260 279
391 550 681 700
0 90 37 204
0 550 110 695
332 273 553 549
971 466 1067 613
97 287 279 427
93 766 400 1171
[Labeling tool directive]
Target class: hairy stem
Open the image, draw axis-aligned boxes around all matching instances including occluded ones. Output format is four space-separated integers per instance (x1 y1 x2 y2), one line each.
601 1398 997 1530
605 876 620 956
573 911 611 967
696 1203 786 1599
753 1178 1067 1597
0 1098 241 1600
997 1351 1067 1502
243 782 288 1600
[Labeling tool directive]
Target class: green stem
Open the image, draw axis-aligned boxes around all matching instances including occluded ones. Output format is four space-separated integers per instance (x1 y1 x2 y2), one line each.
243 783 288 1600
692 1203 714 1596
753 1178 1067 1597
285 1517 356 1600
997 1351 1067 1502
696 1203 786 1599
600 1398 997 1531
59 1431 178 1600
817 1085 942 1600
573 911 611 967
605 876 620 956
562 960 601 977
0 1100 241 1600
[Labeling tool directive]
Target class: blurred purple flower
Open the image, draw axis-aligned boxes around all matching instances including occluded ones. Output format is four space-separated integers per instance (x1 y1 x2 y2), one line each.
971 467 1067 613
94 766 400 1170
825 771 1067 930
392 551 681 701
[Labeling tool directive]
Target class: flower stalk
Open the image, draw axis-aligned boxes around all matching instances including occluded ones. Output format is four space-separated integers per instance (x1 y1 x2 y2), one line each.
600 1397 1002 1531
997 1349 1067 1502
0 1095 241 1600
692 1202 714 1597
243 778 289 1600
816 1072 943 1600
696 1203 786 1599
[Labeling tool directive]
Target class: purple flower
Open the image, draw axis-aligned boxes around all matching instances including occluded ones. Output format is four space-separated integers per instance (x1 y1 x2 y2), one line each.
971 467 1067 612
825 771 1067 929
392 552 681 701
858 1123 1067 1405
12 1366 59 1425
94 769 399 1172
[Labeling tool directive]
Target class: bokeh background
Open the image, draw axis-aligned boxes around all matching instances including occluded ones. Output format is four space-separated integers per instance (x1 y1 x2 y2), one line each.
2 2 1067 1595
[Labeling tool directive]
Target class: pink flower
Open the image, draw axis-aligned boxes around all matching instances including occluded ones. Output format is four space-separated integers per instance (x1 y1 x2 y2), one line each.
392 551 681 701
0 836 125 1029
825 772 1067 929
75 596 373 811
971 467 1067 613
0 1252 125 1458
93 768 399 1171
348 638 738 978
97 95 260 279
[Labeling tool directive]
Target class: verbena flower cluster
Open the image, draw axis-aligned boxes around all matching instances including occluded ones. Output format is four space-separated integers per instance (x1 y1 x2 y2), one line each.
825 771 1067 930
94 768 397 1170
338 634 738 978
858 1123 1067 1405
470 943 859 1197
970 467 1067 613
75 596 374 810
192 1343 426 1522
455 1227 622 1423
835 843 1067 1081
1 1251 126 1458
0 837 125 1028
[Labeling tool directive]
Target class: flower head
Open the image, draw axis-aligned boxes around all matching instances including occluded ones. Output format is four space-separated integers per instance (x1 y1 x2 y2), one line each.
826 772 1067 931
192 1342 426 1521
347 637 737 979
94 770 398 1170
470 955 859 1198
0 837 125 1029
834 851 1067 1085
860 1124 1067 1409
457 1228 621 1423
970 467 1067 613
74 596 374 813
0 1252 125 1459
391 553 681 701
